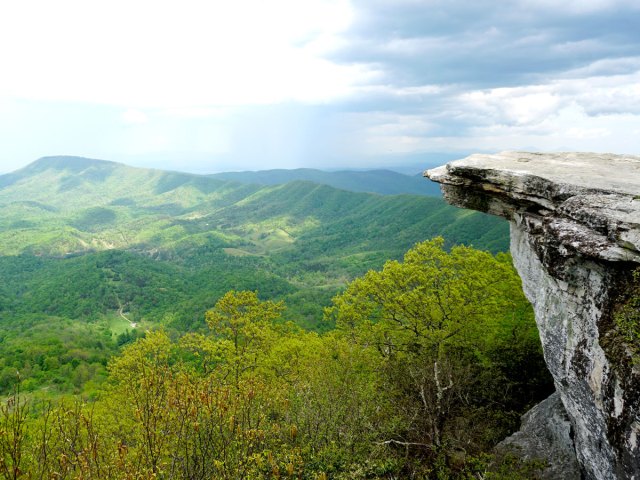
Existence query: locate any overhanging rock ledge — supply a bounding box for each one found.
[426,151,640,480]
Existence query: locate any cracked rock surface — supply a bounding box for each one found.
[426,151,640,480]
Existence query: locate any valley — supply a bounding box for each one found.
[0,156,556,479]
[0,157,509,396]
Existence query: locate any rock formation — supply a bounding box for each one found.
[426,151,640,480]
[496,392,581,479]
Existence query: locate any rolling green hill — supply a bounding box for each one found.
[210,167,442,196]
[0,157,507,318]
[0,156,261,255]
[0,155,509,394]
[0,156,501,258]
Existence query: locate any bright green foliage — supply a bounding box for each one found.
[0,158,507,258]
[0,158,510,394]
[206,291,284,351]
[328,239,551,475]
[0,160,551,477]
[329,238,518,356]
[0,384,28,479]
[205,291,284,387]
[0,239,552,479]
[0,315,113,396]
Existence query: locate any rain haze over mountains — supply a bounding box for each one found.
[1,0,639,174]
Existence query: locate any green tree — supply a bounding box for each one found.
[0,382,28,480]
[108,330,175,476]
[327,238,546,473]
[205,290,284,388]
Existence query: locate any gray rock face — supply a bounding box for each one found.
[426,151,640,480]
[496,392,581,480]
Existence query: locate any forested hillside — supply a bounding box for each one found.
[1,240,552,479]
[0,157,553,478]
[0,158,509,393]
[0,157,502,258]
[210,168,442,196]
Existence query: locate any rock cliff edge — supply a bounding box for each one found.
[426,151,640,480]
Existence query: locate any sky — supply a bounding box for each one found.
[1,0,639,174]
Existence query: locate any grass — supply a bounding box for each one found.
[223,248,260,257]
[104,313,135,338]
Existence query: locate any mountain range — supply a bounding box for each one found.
[0,156,499,259]
[0,155,508,393]
[210,167,442,196]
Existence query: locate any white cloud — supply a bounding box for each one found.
[457,67,640,128]
[564,127,610,139]
[160,107,231,119]
[121,109,149,125]
[2,0,640,173]
[0,0,363,108]
[567,74,640,115]
[565,57,640,77]
[519,0,640,14]
[429,105,637,154]
[461,88,562,125]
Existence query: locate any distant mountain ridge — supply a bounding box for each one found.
[3,156,441,197]
[0,155,504,259]
[24,155,122,172]
[210,167,442,196]
[0,155,241,209]
[0,154,507,334]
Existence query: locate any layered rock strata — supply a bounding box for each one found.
[426,151,640,480]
